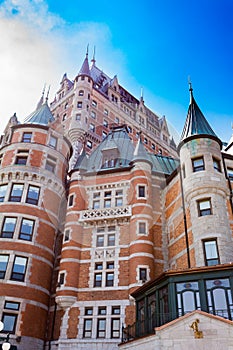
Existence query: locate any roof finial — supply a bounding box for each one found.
[86,44,89,58]
[46,85,50,103]
[91,46,96,65]
[140,87,144,103]
[188,76,193,103]
[37,84,46,109]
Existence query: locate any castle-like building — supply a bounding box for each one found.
[0,52,233,350]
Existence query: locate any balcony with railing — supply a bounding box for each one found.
[79,205,132,222]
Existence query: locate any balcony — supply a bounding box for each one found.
[80,205,132,222]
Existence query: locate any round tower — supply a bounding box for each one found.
[128,136,155,290]
[178,85,233,267]
[0,100,71,349]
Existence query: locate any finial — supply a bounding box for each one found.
[140,87,144,102]
[86,44,89,58]
[91,46,96,65]
[188,76,193,102]
[46,85,50,102]
[36,84,46,109]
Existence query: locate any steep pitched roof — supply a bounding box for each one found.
[23,101,55,126]
[179,86,220,148]
[78,53,91,77]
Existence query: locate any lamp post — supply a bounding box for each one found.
[0,321,11,350]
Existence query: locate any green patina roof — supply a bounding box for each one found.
[23,101,55,126]
[180,87,219,143]
[73,125,179,176]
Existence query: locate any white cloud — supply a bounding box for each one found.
[0,0,127,134]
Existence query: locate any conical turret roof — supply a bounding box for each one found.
[23,100,55,126]
[178,85,221,150]
[131,133,153,166]
[78,52,91,77]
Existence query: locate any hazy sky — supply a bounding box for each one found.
[0,0,232,143]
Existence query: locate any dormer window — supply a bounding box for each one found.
[79,90,84,96]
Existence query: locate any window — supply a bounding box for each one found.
[104,109,108,116]
[19,218,34,241]
[192,157,205,172]
[49,136,57,149]
[11,256,28,281]
[227,168,233,180]
[1,301,20,333]
[111,318,120,338]
[77,101,82,108]
[98,306,106,315]
[22,132,32,143]
[89,123,95,132]
[93,200,100,209]
[151,143,155,150]
[138,221,147,235]
[107,233,115,246]
[62,113,67,121]
[115,190,123,207]
[115,117,119,124]
[83,319,92,338]
[1,217,17,238]
[91,111,96,119]
[58,272,65,286]
[92,100,97,108]
[96,235,104,247]
[15,150,29,165]
[0,184,7,202]
[0,255,9,279]
[203,239,220,266]
[45,155,56,173]
[87,140,92,149]
[95,262,103,270]
[76,113,81,121]
[206,278,232,319]
[106,272,114,286]
[0,153,3,165]
[213,157,221,172]
[176,281,200,316]
[68,194,74,207]
[198,198,212,216]
[138,185,146,198]
[9,184,23,202]
[64,229,70,242]
[26,185,40,205]
[94,273,102,287]
[102,131,107,140]
[97,319,106,338]
[144,138,148,144]
[79,90,84,96]
[139,268,147,282]
[103,119,108,127]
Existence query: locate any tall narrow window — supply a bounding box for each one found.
[11,256,28,281]
[106,272,114,287]
[97,319,106,338]
[138,185,146,198]
[0,255,9,279]
[83,319,92,338]
[138,221,147,235]
[139,268,147,282]
[192,157,205,172]
[0,184,7,202]
[9,184,24,202]
[1,217,17,238]
[203,239,220,266]
[1,301,20,333]
[19,218,34,241]
[26,185,40,205]
[213,157,221,172]
[49,136,57,149]
[198,198,212,216]
[94,273,102,287]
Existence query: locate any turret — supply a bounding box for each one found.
[178,85,232,267]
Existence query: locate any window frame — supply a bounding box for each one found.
[22,132,32,143]
[192,156,205,172]
[203,239,220,266]
[9,183,24,202]
[11,255,28,282]
[19,218,34,241]
[197,198,212,216]
[0,184,7,202]
[1,217,17,238]
[0,254,9,279]
[26,185,40,205]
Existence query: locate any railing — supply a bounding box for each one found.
[80,205,132,221]
[121,309,233,343]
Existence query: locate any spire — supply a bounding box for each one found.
[132,132,152,166]
[78,47,91,77]
[91,46,96,66]
[179,84,221,149]
[36,85,45,109]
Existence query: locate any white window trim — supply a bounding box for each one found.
[136,184,147,199]
[137,220,148,236]
[136,265,150,283]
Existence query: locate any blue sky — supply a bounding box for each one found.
[0,0,232,143]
